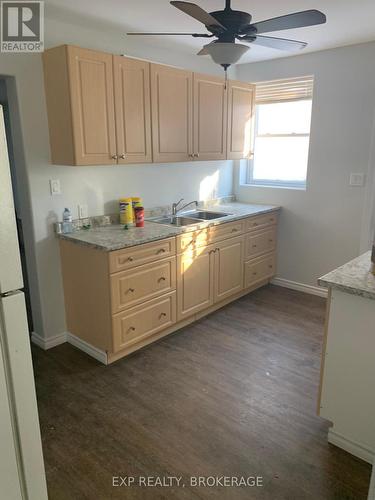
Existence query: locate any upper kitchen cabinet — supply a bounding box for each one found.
[43,45,117,165]
[113,56,152,164]
[151,64,193,163]
[43,46,152,165]
[193,73,227,161]
[227,80,256,160]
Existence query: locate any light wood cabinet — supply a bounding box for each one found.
[60,210,279,363]
[227,80,256,160]
[43,47,152,165]
[43,45,117,165]
[44,44,257,165]
[214,236,244,303]
[113,56,152,164]
[151,64,193,163]
[193,73,227,161]
[113,292,176,352]
[177,245,215,321]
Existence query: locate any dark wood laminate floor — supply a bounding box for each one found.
[32,285,371,500]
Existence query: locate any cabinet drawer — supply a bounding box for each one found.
[111,257,176,313]
[176,227,210,253]
[244,253,276,288]
[245,212,278,232]
[209,220,244,244]
[109,238,176,273]
[245,227,277,260]
[112,292,176,352]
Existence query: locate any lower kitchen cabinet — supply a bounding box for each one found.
[214,236,244,303]
[112,292,176,352]
[177,245,215,321]
[59,211,279,363]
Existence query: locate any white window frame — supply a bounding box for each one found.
[247,98,312,190]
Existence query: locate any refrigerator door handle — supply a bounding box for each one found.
[0,105,23,294]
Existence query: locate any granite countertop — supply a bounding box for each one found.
[318,251,375,300]
[57,202,280,252]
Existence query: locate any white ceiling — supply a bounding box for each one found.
[45,0,375,64]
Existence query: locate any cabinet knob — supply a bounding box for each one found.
[231,228,238,233]
[253,272,257,276]
[269,265,273,269]
[157,248,166,254]
[252,244,257,248]
[159,312,167,319]
[158,277,166,282]
[120,154,126,159]
[194,153,200,158]
[111,154,118,160]
[127,256,134,262]
[128,288,135,293]
[269,239,273,243]
[188,154,194,158]
[129,326,136,331]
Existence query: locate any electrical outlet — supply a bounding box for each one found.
[349,173,365,187]
[78,204,88,219]
[49,179,61,195]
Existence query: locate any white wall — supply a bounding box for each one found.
[1,14,234,341]
[235,42,375,288]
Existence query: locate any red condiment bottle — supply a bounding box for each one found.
[134,206,145,227]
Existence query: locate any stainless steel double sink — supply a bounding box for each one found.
[149,210,232,227]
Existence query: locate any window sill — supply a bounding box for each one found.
[241,182,306,191]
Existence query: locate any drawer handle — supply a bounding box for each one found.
[128,326,136,332]
[127,257,134,262]
[157,248,166,254]
[128,288,135,293]
[158,277,166,282]
[159,312,167,319]
[252,244,257,248]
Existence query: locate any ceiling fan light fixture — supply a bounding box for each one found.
[205,42,249,67]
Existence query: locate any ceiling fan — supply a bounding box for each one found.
[127,0,326,72]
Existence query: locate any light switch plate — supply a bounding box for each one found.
[49,179,61,195]
[350,173,365,187]
[78,204,88,219]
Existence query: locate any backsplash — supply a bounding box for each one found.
[55,196,236,234]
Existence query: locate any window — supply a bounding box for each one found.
[248,76,314,189]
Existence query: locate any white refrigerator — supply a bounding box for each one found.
[0,105,48,499]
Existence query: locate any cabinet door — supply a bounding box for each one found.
[177,246,215,320]
[227,80,255,160]
[67,46,117,165]
[151,64,193,162]
[113,56,152,164]
[193,73,227,161]
[214,236,244,303]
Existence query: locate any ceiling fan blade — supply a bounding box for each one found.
[252,35,307,51]
[127,32,210,36]
[170,1,226,30]
[249,10,326,35]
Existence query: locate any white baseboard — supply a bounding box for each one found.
[328,429,374,464]
[31,331,68,350]
[67,333,108,365]
[271,277,328,298]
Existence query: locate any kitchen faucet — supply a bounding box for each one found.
[172,199,198,216]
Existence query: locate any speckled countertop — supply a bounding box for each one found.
[318,251,375,300]
[58,202,280,252]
